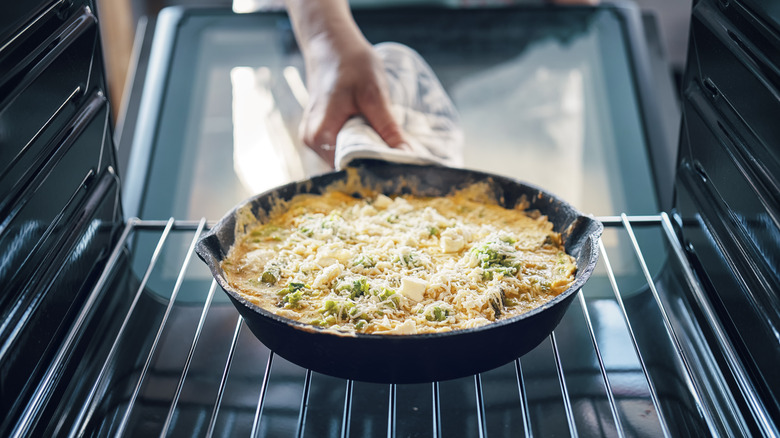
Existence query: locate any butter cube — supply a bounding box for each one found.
[440,228,465,253]
[387,319,417,335]
[374,194,393,209]
[399,277,427,302]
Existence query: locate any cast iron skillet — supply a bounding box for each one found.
[196,160,602,384]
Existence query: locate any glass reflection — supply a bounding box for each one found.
[230,66,304,195]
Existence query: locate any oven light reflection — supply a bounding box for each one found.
[230,66,304,195]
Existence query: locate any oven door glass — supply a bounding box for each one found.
[129,6,661,222]
[126,5,667,308]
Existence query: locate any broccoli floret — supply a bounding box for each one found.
[472,238,519,279]
[287,282,307,292]
[482,265,518,280]
[336,276,370,299]
[249,225,282,242]
[281,290,304,308]
[353,255,376,268]
[321,299,338,314]
[376,288,400,309]
[472,246,506,269]
[394,251,421,268]
[321,213,344,232]
[261,270,277,284]
[319,299,356,319]
[424,305,450,322]
[261,265,280,284]
[277,282,309,308]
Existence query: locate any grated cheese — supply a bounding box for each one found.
[221,183,577,334]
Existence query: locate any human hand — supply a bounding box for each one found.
[300,32,406,164]
[286,0,405,165]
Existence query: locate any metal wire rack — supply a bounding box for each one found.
[17,215,768,437]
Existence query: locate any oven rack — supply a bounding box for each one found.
[19,215,769,437]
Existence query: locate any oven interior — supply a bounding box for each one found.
[1,0,778,436]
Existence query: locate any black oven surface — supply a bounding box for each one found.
[2,0,779,436]
[29,215,749,437]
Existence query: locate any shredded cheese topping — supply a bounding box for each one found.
[221,184,577,335]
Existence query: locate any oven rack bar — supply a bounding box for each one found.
[22,214,761,437]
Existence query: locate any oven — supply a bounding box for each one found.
[1,0,778,436]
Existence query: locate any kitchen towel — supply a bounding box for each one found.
[335,42,464,170]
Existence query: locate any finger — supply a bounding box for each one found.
[301,97,349,149]
[357,86,406,149]
[300,97,352,165]
[300,119,336,163]
[299,119,336,166]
